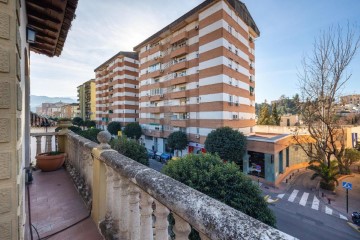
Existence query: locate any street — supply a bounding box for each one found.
[264,169,360,239]
[149,158,165,172]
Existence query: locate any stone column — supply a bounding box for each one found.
[128,183,141,240]
[45,135,52,152]
[118,178,130,239]
[35,136,42,155]
[173,213,191,240]
[154,201,170,240]
[140,191,154,240]
[112,170,121,235]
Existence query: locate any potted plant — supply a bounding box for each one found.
[35,151,67,172]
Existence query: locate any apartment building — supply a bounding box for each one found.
[134,0,259,154]
[340,94,360,105]
[95,52,139,129]
[77,79,96,120]
[60,103,80,119]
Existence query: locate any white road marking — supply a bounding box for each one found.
[288,189,299,202]
[325,206,333,215]
[311,196,320,210]
[339,214,348,220]
[277,193,285,199]
[299,192,309,206]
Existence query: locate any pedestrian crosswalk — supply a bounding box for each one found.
[276,189,348,221]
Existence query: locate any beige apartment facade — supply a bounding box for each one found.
[0,0,78,239]
[95,51,139,129]
[77,79,96,120]
[134,0,259,154]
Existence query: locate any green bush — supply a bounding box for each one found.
[78,128,102,143]
[110,137,149,166]
[69,126,82,133]
[84,120,96,128]
[107,121,122,135]
[162,153,276,228]
[72,117,84,127]
[204,127,247,164]
[167,131,188,156]
[123,122,142,140]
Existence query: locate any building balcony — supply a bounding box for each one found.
[171,119,188,128]
[171,90,187,99]
[170,61,188,72]
[170,31,189,45]
[148,106,164,113]
[170,45,189,58]
[169,75,188,85]
[171,105,187,113]
[26,128,292,240]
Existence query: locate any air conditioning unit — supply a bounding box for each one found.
[160,94,164,98]
[195,134,200,139]
[160,69,164,73]
[195,25,199,30]
[235,102,239,106]
[154,56,158,60]
[172,86,176,89]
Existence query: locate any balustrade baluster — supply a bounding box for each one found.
[128,183,141,240]
[105,165,114,219]
[35,136,42,155]
[154,201,170,240]
[119,178,129,239]
[140,191,154,240]
[173,214,191,240]
[45,135,52,152]
[112,170,121,237]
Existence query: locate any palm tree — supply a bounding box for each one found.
[308,160,340,191]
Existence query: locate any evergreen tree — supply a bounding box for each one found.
[271,103,281,125]
[257,101,272,125]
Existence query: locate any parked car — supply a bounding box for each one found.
[158,153,173,163]
[352,212,360,225]
[146,149,155,159]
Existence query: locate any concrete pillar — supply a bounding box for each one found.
[242,152,250,174]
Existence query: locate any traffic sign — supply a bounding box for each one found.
[255,165,261,172]
[342,181,352,190]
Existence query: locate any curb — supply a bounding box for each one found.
[347,222,360,233]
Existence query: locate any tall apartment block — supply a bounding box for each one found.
[95,52,139,129]
[77,79,96,120]
[134,0,259,154]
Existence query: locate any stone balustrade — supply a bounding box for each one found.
[58,130,296,240]
[30,132,59,155]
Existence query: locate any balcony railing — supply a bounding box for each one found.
[33,128,294,240]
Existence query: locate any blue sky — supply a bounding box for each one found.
[30,0,360,103]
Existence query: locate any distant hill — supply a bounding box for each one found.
[30,95,76,112]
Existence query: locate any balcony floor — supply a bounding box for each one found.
[26,168,103,240]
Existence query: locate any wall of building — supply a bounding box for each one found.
[0,0,29,238]
[136,0,258,153]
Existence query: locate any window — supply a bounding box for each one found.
[229,95,233,102]
[228,58,233,68]
[228,25,232,34]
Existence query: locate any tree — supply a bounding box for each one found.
[343,148,360,174]
[78,128,102,143]
[271,103,281,125]
[84,120,96,128]
[110,137,149,166]
[257,101,272,125]
[107,121,121,136]
[204,127,246,164]
[72,117,83,127]
[308,160,340,191]
[123,122,142,140]
[167,131,188,156]
[293,24,360,176]
[162,154,276,228]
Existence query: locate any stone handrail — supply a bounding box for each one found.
[30,132,59,155]
[63,131,296,240]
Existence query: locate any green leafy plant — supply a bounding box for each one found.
[343,148,360,174]
[84,120,96,128]
[78,128,102,143]
[110,137,149,166]
[308,160,340,191]
[167,131,188,156]
[123,122,142,140]
[107,121,122,135]
[204,127,246,164]
[72,117,84,127]
[162,153,276,229]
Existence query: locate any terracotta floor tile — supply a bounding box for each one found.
[26,168,103,239]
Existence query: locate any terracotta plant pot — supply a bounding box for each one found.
[35,152,67,172]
